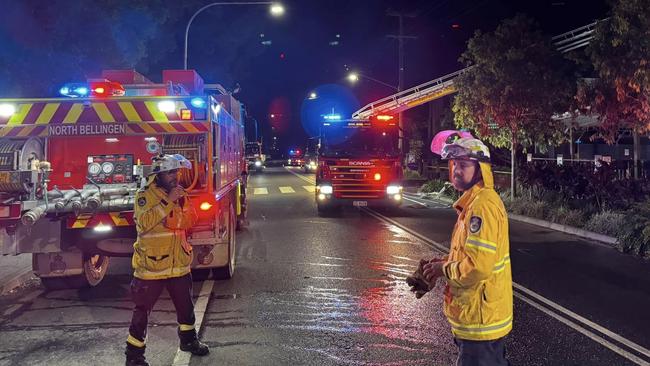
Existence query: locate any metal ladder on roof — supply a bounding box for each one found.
[352,20,606,120]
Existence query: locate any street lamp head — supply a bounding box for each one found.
[308,92,317,100]
[270,3,285,16]
[347,72,359,83]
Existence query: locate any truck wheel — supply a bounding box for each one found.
[213,204,236,280]
[192,269,212,281]
[40,254,110,290]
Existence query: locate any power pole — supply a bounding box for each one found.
[387,10,417,156]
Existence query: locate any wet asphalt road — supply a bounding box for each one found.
[0,166,648,365]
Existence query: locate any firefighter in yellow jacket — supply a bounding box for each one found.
[125,154,208,366]
[417,131,513,365]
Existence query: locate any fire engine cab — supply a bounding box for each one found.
[0,69,247,289]
[315,115,403,213]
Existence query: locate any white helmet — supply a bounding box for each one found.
[149,154,191,176]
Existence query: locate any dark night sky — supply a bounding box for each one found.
[0,0,609,152]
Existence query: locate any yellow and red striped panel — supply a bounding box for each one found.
[0,99,209,137]
[66,212,135,229]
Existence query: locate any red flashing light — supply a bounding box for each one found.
[452,23,461,29]
[89,80,125,97]
[199,202,213,211]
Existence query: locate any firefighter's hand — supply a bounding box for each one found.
[423,261,444,290]
[168,186,184,203]
[405,258,432,299]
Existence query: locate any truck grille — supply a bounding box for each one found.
[330,165,388,199]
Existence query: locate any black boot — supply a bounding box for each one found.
[178,329,210,356]
[125,343,149,366]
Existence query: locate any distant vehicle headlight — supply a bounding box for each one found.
[255,161,262,167]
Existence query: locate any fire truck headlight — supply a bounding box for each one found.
[319,185,333,194]
[318,193,327,201]
[157,101,176,113]
[255,161,262,167]
[386,185,402,195]
[393,194,402,201]
[0,104,16,118]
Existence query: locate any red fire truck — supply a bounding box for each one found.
[0,69,247,289]
[315,115,402,213]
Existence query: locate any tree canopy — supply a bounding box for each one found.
[452,14,574,149]
[576,0,650,142]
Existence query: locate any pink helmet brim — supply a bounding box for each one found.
[430,130,474,155]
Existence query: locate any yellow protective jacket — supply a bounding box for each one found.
[132,181,198,280]
[441,161,513,341]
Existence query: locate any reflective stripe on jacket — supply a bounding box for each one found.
[132,182,198,280]
[441,161,513,341]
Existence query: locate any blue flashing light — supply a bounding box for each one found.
[60,83,90,97]
[290,150,294,154]
[323,113,341,121]
[190,97,206,108]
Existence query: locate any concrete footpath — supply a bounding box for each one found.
[0,254,34,295]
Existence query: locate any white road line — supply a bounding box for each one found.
[172,280,215,366]
[253,187,268,195]
[514,283,650,360]
[516,294,650,366]
[403,196,429,207]
[286,168,316,185]
[279,186,296,193]
[303,186,316,193]
[364,208,650,365]
[403,193,450,208]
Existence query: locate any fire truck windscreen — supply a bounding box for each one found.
[320,124,399,158]
[245,143,261,156]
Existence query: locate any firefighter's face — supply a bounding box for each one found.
[451,159,480,191]
[157,169,179,191]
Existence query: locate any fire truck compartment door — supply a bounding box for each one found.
[1,219,62,255]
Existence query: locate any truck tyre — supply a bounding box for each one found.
[213,203,236,280]
[40,254,110,290]
[192,269,212,281]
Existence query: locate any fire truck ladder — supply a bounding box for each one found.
[352,20,606,120]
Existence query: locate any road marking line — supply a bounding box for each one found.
[364,208,650,365]
[403,196,429,207]
[286,168,316,185]
[514,282,650,360]
[516,293,650,366]
[172,280,214,366]
[303,186,315,193]
[253,187,268,195]
[279,186,295,193]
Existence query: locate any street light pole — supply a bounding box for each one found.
[184,2,284,70]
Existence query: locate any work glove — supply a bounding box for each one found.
[406,257,445,299]
[406,258,433,299]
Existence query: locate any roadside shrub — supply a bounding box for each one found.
[550,206,585,228]
[523,200,548,220]
[616,201,650,257]
[584,211,626,237]
[421,179,448,194]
